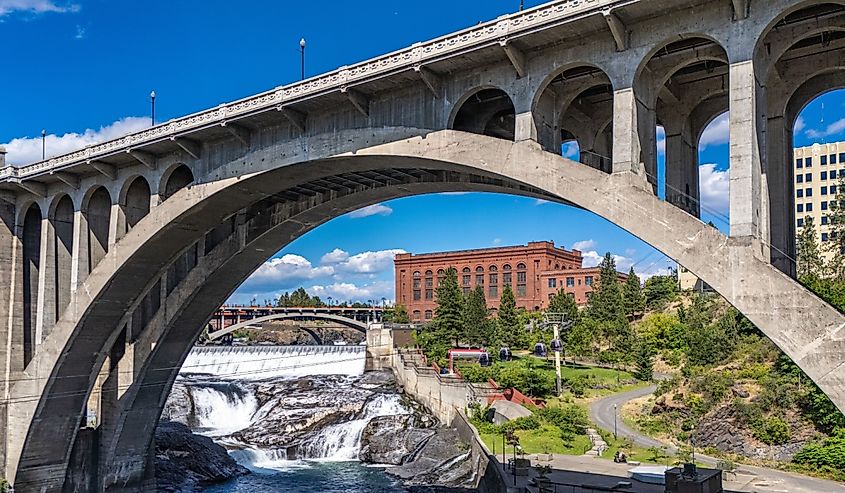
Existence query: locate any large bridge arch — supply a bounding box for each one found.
[6,129,845,491]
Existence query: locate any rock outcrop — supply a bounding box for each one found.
[154,421,248,492]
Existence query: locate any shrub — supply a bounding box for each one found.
[753,416,791,445]
[536,405,589,435]
[793,428,845,471]
[458,364,494,383]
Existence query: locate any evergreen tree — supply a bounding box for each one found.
[463,286,490,346]
[587,253,628,341]
[622,267,645,318]
[796,215,824,279]
[827,174,845,277]
[432,267,464,346]
[547,290,579,323]
[386,303,410,324]
[495,285,521,348]
[632,338,655,381]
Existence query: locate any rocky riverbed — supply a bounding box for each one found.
[156,369,476,491]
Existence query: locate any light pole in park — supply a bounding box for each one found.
[613,403,618,440]
[542,312,573,396]
[41,129,46,160]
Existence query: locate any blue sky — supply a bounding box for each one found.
[1,1,844,305]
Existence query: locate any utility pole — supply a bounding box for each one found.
[553,322,562,395]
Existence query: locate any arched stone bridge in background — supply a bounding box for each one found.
[0,0,843,490]
[206,311,370,344]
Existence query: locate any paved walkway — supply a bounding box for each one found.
[583,385,845,493]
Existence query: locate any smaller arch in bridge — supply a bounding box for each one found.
[20,203,41,368]
[532,64,614,172]
[82,186,112,273]
[119,175,151,237]
[160,164,195,201]
[48,194,75,325]
[450,87,515,141]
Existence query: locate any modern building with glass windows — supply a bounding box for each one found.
[794,141,845,261]
[394,241,622,323]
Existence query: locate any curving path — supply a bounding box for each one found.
[588,385,845,493]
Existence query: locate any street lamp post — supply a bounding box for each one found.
[299,38,306,80]
[41,129,46,160]
[150,90,156,126]
[613,403,618,440]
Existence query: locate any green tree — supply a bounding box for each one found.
[797,215,825,278]
[495,285,521,348]
[623,267,645,318]
[432,267,464,346]
[588,253,628,345]
[385,303,410,324]
[547,290,579,323]
[633,337,655,381]
[277,287,325,307]
[567,317,597,359]
[643,275,678,310]
[463,286,491,346]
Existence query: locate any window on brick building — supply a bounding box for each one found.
[548,278,557,288]
[425,289,433,300]
[517,284,526,297]
[412,310,421,321]
[437,269,445,286]
[489,286,498,298]
[585,276,593,286]
[463,287,470,296]
[413,271,421,289]
[413,290,421,301]
[425,270,433,289]
[424,310,433,320]
[566,277,575,288]
[462,267,471,286]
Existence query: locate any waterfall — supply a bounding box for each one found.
[180,345,366,380]
[169,345,410,473]
[189,384,258,436]
[298,393,411,461]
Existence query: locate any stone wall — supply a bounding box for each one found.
[390,348,468,425]
[452,411,509,493]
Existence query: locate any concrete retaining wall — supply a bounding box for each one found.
[390,349,468,424]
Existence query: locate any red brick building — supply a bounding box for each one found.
[394,241,620,323]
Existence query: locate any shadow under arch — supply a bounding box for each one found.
[8,130,845,492]
[449,87,515,141]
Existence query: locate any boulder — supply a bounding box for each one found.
[154,421,248,492]
[360,414,437,464]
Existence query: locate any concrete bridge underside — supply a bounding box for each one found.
[0,0,843,491]
[206,312,369,343]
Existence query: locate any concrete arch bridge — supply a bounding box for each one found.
[206,312,369,345]
[0,0,843,491]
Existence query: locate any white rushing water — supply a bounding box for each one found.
[180,345,366,380]
[299,393,411,461]
[189,385,259,436]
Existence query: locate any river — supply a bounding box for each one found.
[165,345,415,492]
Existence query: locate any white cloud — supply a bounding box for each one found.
[572,240,596,251]
[699,163,730,216]
[794,116,806,134]
[0,0,79,16]
[561,141,580,160]
[699,112,730,149]
[307,281,394,303]
[3,117,150,166]
[320,248,349,265]
[240,254,334,292]
[534,199,551,206]
[806,118,845,140]
[492,238,502,245]
[334,249,406,274]
[656,126,666,157]
[580,250,633,271]
[348,203,392,219]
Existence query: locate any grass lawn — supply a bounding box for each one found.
[479,425,593,457]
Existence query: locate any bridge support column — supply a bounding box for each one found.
[612,86,654,183]
[664,121,699,217]
[728,59,768,256]
[766,112,795,276]
[0,194,18,480]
